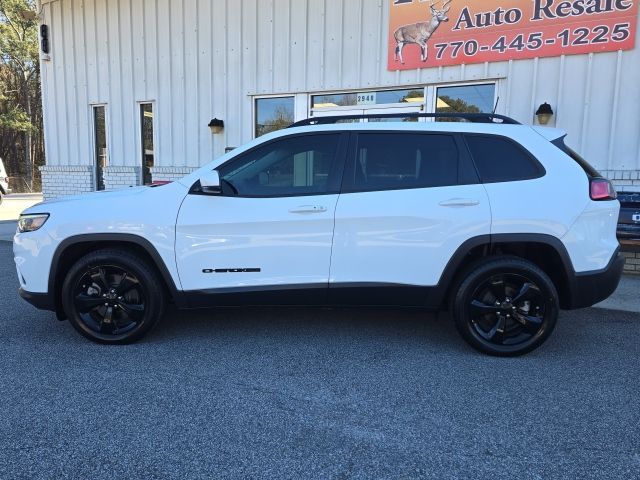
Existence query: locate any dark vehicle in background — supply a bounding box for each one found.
[0,157,11,205]
[617,192,640,242]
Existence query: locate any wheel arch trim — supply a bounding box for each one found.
[49,233,184,306]
[433,233,577,307]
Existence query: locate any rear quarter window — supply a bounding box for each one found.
[464,135,545,184]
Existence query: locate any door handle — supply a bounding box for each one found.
[439,198,480,207]
[289,205,327,214]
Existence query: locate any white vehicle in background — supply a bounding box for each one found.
[0,157,10,205]
[13,113,623,356]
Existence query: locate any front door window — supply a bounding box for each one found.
[218,134,343,197]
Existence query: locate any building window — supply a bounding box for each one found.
[254,97,295,138]
[140,103,155,185]
[93,105,108,191]
[436,83,496,117]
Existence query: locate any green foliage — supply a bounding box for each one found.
[0,0,39,76]
[0,0,43,186]
[0,104,32,132]
[437,95,482,114]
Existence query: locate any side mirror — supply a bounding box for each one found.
[200,170,222,195]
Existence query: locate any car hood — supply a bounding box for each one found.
[23,187,150,213]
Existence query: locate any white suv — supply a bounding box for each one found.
[13,113,624,356]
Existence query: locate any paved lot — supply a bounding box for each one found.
[0,242,639,479]
[0,221,17,242]
[0,193,43,221]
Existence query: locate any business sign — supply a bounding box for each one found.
[388,0,638,70]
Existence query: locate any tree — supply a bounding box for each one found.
[257,105,295,137]
[0,0,43,191]
[435,95,482,123]
[437,95,481,114]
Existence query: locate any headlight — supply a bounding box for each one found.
[18,214,50,233]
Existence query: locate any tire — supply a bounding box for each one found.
[451,256,559,357]
[61,249,166,344]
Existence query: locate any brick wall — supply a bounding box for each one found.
[103,166,141,190]
[150,166,197,183]
[622,250,640,274]
[602,170,640,192]
[40,165,94,200]
[39,165,198,199]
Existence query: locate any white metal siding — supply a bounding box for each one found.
[40,0,640,173]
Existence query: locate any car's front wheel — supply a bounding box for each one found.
[452,256,559,356]
[61,249,166,344]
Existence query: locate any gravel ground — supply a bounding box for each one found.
[0,241,639,479]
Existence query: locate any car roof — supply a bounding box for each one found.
[283,121,544,137]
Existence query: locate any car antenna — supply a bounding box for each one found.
[493,96,500,114]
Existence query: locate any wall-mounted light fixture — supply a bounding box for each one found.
[208,118,224,134]
[535,102,554,125]
[39,24,51,61]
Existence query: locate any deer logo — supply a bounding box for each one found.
[394,0,452,64]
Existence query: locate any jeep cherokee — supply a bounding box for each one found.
[13,113,624,356]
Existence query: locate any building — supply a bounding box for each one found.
[37,0,640,199]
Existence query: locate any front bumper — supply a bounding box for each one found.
[565,249,625,309]
[19,287,56,312]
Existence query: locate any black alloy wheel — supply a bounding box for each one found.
[62,249,165,344]
[452,257,559,356]
[73,265,146,338]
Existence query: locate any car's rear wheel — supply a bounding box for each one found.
[61,249,165,344]
[452,256,559,356]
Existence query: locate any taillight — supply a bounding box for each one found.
[590,178,617,201]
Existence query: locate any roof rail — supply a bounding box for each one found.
[290,112,521,127]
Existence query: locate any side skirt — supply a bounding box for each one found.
[182,283,441,309]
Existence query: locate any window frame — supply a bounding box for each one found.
[210,132,350,199]
[462,133,546,185]
[90,103,109,191]
[428,81,498,118]
[341,131,477,194]
[253,95,296,139]
[138,101,156,186]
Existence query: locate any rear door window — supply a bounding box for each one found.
[345,133,460,192]
[464,135,544,184]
